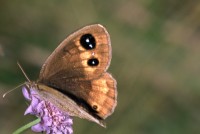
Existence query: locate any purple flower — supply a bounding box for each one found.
[22,86,73,134]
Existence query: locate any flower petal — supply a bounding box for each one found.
[65,126,73,134]
[31,123,44,132]
[43,116,52,127]
[23,87,73,134]
[31,96,39,107]
[24,105,33,115]
[22,87,31,100]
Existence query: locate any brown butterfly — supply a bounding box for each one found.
[25,24,117,127]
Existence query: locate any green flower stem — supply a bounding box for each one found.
[13,118,41,134]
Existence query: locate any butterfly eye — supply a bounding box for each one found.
[87,58,99,66]
[80,34,96,50]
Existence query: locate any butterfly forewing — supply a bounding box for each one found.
[39,24,111,82]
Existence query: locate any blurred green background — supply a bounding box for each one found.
[1,0,200,134]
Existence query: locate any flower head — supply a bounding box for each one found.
[22,86,73,134]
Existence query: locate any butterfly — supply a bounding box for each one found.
[25,24,117,127]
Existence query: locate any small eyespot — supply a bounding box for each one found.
[92,105,98,110]
[80,34,96,50]
[87,58,99,66]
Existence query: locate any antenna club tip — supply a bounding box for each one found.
[3,94,6,98]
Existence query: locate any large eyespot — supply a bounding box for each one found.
[80,34,96,50]
[87,58,99,66]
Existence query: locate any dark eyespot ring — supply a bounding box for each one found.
[92,105,98,110]
[80,34,96,50]
[87,58,99,66]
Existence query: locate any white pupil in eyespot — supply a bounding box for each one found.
[86,38,90,43]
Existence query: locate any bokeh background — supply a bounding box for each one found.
[1,0,200,134]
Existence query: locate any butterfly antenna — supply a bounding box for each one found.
[2,83,25,98]
[2,62,31,98]
[17,62,31,82]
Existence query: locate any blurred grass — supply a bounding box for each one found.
[1,0,200,134]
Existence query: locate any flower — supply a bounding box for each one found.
[22,86,73,134]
